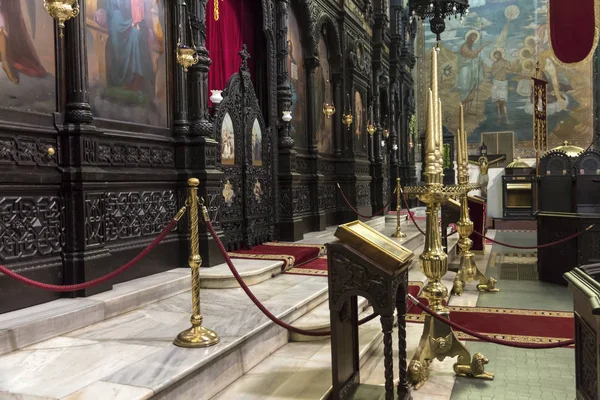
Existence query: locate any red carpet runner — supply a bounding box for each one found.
[229,243,326,270]
[407,299,574,347]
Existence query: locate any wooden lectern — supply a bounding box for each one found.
[328,221,414,400]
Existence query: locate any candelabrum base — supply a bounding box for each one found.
[452,251,500,295]
[391,229,407,239]
[407,313,494,390]
[174,325,220,348]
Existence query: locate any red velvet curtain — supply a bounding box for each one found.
[549,0,597,64]
[206,0,257,93]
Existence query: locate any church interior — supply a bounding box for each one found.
[1,0,600,399]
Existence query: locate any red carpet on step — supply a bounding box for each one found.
[408,298,574,345]
[229,243,325,270]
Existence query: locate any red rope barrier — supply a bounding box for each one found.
[336,183,395,219]
[0,216,181,292]
[399,187,593,250]
[407,295,574,349]
[203,211,378,336]
[471,226,593,250]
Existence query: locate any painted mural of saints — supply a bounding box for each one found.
[0,1,46,84]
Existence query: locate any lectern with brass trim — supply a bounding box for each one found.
[328,220,414,400]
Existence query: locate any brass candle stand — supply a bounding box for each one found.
[452,105,499,296]
[405,47,493,390]
[391,178,406,240]
[174,178,220,348]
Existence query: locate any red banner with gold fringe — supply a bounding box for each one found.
[549,0,599,65]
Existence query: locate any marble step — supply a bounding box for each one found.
[289,296,372,342]
[210,307,386,400]
[0,273,330,400]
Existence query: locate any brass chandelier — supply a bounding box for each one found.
[409,0,469,41]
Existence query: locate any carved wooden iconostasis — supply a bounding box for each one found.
[215,53,274,250]
[0,0,418,313]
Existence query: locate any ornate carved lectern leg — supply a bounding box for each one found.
[380,315,395,400]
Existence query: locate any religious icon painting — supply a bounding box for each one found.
[86,0,168,127]
[0,1,56,113]
[253,179,263,203]
[221,113,235,165]
[251,118,263,166]
[222,180,234,206]
[354,90,366,153]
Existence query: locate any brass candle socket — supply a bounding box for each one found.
[342,113,353,128]
[174,178,220,348]
[323,103,336,118]
[44,0,79,37]
[176,45,198,72]
[391,178,406,240]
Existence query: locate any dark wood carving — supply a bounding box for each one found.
[328,242,411,400]
[215,48,275,249]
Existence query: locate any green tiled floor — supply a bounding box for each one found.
[451,229,576,399]
[476,280,573,312]
[450,342,576,400]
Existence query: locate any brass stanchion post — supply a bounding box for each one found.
[391,178,406,239]
[174,178,220,348]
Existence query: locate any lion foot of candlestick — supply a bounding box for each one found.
[407,359,430,390]
[452,274,499,295]
[453,353,495,380]
[476,277,499,292]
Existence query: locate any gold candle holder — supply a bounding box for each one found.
[176,45,198,72]
[405,47,493,390]
[391,178,406,239]
[323,103,336,118]
[367,123,377,136]
[174,178,220,348]
[44,0,79,37]
[342,113,353,128]
[452,105,499,296]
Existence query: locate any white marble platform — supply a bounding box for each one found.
[199,259,284,289]
[0,273,329,400]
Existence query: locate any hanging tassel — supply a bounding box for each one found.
[214,0,219,21]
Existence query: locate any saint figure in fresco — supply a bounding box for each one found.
[455,31,489,113]
[252,120,262,166]
[0,1,46,84]
[490,48,511,123]
[106,0,155,100]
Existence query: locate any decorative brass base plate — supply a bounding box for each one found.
[173,326,220,348]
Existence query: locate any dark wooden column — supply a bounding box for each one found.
[277,0,304,241]
[60,1,112,297]
[188,0,225,267]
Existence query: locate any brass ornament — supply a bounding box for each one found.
[47,147,56,157]
[174,178,220,348]
[176,45,198,72]
[323,103,336,118]
[43,0,80,38]
[391,178,406,240]
[367,123,377,136]
[342,113,353,128]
